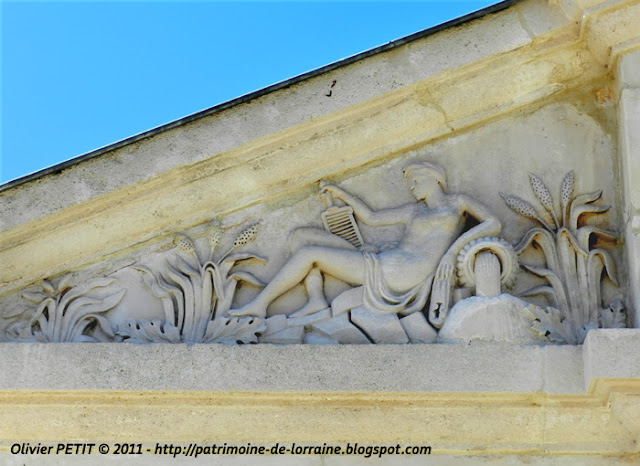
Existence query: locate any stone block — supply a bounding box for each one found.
[287,308,331,328]
[263,314,287,336]
[399,312,437,343]
[619,48,640,89]
[259,326,304,344]
[303,331,339,345]
[331,286,363,317]
[583,329,640,390]
[437,294,542,344]
[350,307,409,344]
[311,313,370,344]
[518,0,571,37]
[543,344,584,394]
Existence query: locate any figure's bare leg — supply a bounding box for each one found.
[289,268,328,317]
[288,227,356,255]
[229,246,365,318]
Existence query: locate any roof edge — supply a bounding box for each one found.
[1,0,521,193]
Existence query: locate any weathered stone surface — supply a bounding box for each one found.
[258,326,304,344]
[400,312,437,343]
[0,342,585,392]
[583,329,640,390]
[438,295,542,344]
[350,307,409,344]
[303,331,339,345]
[330,286,363,317]
[287,308,331,328]
[262,314,287,336]
[311,313,370,345]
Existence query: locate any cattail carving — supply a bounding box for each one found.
[560,170,574,226]
[529,173,558,229]
[175,234,196,255]
[500,193,553,231]
[232,224,259,248]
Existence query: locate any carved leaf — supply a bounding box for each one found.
[558,227,588,257]
[520,264,569,313]
[575,226,619,252]
[519,285,558,308]
[513,227,559,273]
[63,290,125,341]
[202,317,266,344]
[174,255,201,278]
[56,274,73,294]
[526,306,576,344]
[222,252,267,266]
[22,291,49,305]
[40,280,55,294]
[600,300,627,329]
[134,266,175,323]
[57,277,118,313]
[570,189,602,209]
[568,203,610,232]
[229,271,266,287]
[589,249,618,287]
[117,320,182,344]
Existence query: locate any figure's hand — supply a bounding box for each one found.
[320,182,347,204]
[435,254,456,282]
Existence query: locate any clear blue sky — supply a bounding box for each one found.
[2,1,501,184]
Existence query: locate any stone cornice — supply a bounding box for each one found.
[0,379,638,455]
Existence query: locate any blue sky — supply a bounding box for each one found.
[2,1,502,184]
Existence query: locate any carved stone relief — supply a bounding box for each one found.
[3,155,625,345]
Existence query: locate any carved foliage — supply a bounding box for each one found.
[502,172,624,344]
[116,221,267,344]
[9,275,124,342]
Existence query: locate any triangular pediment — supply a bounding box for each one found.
[1,0,639,345]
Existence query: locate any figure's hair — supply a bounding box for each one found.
[402,161,447,190]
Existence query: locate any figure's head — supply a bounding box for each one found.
[403,161,447,201]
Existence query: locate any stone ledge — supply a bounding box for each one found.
[1,330,637,394]
[0,341,583,393]
[584,329,640,390]
[0,381,639,456]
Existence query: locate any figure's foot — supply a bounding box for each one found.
[228,300,267,318]
[289,296,329,318]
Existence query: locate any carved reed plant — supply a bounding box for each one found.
[121,221,266,344]
[501,172,620,344]
[12,275,123,342]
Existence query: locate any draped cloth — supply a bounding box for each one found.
[362,251,434,315]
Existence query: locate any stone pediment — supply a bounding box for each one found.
[2,0,640,458]
[1,0,639,347]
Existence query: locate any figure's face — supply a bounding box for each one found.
[408,172,440,201]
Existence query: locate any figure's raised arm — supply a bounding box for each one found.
[443,194,502,261]
[321,183,415,226]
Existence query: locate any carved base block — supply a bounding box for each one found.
[350,307,409,344]
[438,294,545,344]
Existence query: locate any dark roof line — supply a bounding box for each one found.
[1,0,521,193]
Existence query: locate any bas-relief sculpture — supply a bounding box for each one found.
[3,161,627,345]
